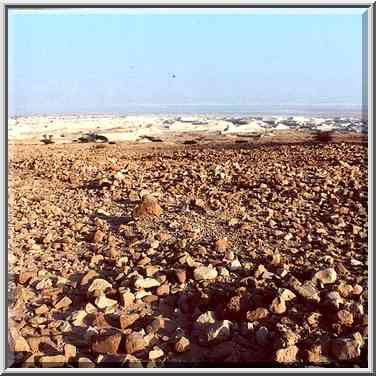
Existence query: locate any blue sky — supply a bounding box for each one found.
[8,9,366,115]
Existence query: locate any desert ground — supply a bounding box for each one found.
[8,117,368,368]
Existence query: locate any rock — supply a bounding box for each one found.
[9,328,31,352]
[95,295,117,309]
[353,284,363,295]
[38,355,66,367]
[149,347,164,360]
[156,283,170,297]
[133,195,162,218]
[80,270,99,286]
[275,345,299,363]
[270,297,286,314]
[145,265,159,277]
[214,238,228,252]
[338,283,354,298]
[93,229,106,244]
[293,281,320,303]
[325,291,344,310]
[331,337,362,361]
[19,271,35,285]
[246,308,269,322]
[134,278,160,289]
[175,336,190,353]
[35,304,49,315]
[229,258,242,271]
[278,288,296,302]
[71,310,88,327]
[125,333,146,354]
[351,258,363,266]
[64,344,77,361]
[337,310,354,326]
[92,333,122,354]
[93,312,112,329]
[120,313,139,329]
[207,320,232,343]
[256,326,270,347]
[88,279,112,296]
[175,269,187,284]
[193,266,218,281]
[85,303,97,314]
[307,312,322,328]
[54,296,72,310]
[120,291,135,307]
[78,357,96,367]
[314,268,337,284]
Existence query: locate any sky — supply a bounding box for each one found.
[8,8,367,116]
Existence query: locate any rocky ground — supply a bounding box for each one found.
[8,133,368,368]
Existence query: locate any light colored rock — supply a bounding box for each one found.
[175,336,190,353]
[270,297,286,314]
[134,277,161,289]
[207,320,232,343]
[95,295,117,309]
[193,266,218,281]
[54,296,72,310]
[149,347,164,360]
[275,345,299,363]
[88,279,112,295]
[278,288,296,301]
[229,258,241,271]
[314,268,337,284]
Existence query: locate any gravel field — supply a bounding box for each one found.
[8,134,368,368]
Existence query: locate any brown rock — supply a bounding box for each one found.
[19,271,35,285]
[156,283,170,297]
[93,312,112,329]
[275,345,298,363]
[246,308,269,322]
[337,310,354,327]
[35,304,49,315]
[331,337,362,361]
[125,333,146,354]
[92,229,106,243]
[214,238,228,252]
[119,313,139,329]
[120,291,135,307]
[9,328,31,352]
[175,269,187,284]
[54,296,72,310]
[143,295,159,304]
[92,333,122,354]
[133,195,162,218]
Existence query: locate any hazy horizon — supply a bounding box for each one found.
[8,8,367,117]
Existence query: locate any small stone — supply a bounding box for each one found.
[93,229,106,243]
[38,355,66,367]
[149,347,164,360]
[353,284,363,295]
[143,294,159,304]
[92,333,122,354]
[175,269,187,284]
[19,271,35,285]
[120,291,135,307]
[120,313,140,329]
[71,310,88,326]
[314,268,337,284]
[35,304,49,315]
[207,320,232,343]
[145,265,159,277]
[80,270,99,286]
[64,344,77,361]
[134,278,160,289]
[275,345,298,363]
[175,336,190,353]
[307,312,322,328]
[351,258,363,266]
[35,279,52,290]
[246,308,269,322]
[270,297,286,314]
[214,238,228,252]
[338,283,354,298]
[85,303,97,314]
[54,296,72,310]
[193,266,218,281]
[278,288,296,302]
[133,195,162,218]
[125,333,146,354]
[78,357,96,368]
[256,326,270,347]
[325,291,344,309]
[9,328,31,352]
[331,337,362,361]
[156,283,170,297]
[337,310,354,327]
[95,295,117,309]
[88,279,112,296]
[229,258,241,271]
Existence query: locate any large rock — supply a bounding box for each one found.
[314,268,337,285]
[92,333,122,354]
[125,333,146,354]
[274,345,299,363]
[331,337,363,361]
[88,279,112,296]
[134,277,160,289]
[133,195,162,218]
